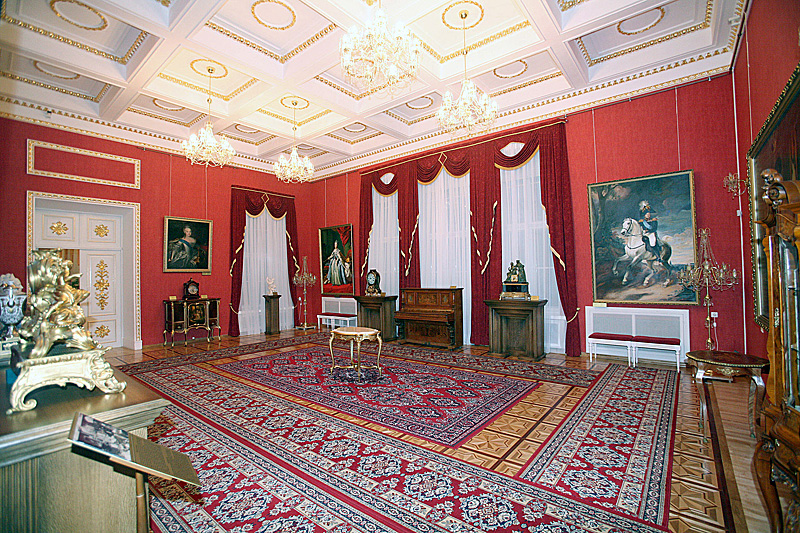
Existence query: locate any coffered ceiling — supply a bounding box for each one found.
[0,0,745,179]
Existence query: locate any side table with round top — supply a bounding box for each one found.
[329,326,383,380]
[685,349,769,438]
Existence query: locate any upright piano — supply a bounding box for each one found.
[395,288,462,350]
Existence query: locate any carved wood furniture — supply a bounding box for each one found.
[485,299,547,360]
[163,297,221,346]
[686,350,768,437]
[0,369,169,532]
[395,288,463,350]
[354,295,397,341]
[754,178,800,532]
[263,294,281,335]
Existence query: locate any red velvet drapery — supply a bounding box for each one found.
[356,121,579,355]
[228,186,300,337]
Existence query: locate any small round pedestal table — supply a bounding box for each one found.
[329,326,383,380]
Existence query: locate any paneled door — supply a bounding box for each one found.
[81,251,122,348]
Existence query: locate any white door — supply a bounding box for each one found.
[81,251,122,348]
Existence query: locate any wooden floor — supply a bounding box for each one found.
[106,330,773,533]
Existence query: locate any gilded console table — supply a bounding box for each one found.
[163,297,221,346]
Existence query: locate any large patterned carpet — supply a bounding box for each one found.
[121,335,703,532]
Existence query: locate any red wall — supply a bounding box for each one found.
[0,118,317,346]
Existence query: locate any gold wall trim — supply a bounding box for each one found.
[94,324,111,338]
[0,71,109,102]
[94,224,109,237]
[577,0,712,66]
[315,63,728,176]
[204,21,336,64]
[94,259,110,310]
[1,3,147,65]
[489,72,563,97]
[157,74,258,101]
[27,139,141,189]
[26,191,142,345]
[49,221,69,235]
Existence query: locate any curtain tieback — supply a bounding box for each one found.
[566,308,580,323]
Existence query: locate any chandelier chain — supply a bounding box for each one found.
[181,65,236,167]
[275,99,314,183]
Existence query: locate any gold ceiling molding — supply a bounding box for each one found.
[406,96,434,109]
[383,110,436,125]
[190,59,228,78]
[489,72,563,97]
[343,122,368,132]
[257,107,331,126]
[33,60,80,80]
[26,191,142,342]
[558,0,589,10]
[153,0,171,6]
[315,55,729,176]
[493,60,528,79]
[1,3,147,64]
[313,75,398,101]
[326,131,383,145]
[27,139,141,189]
[126,106,200,127]
[309,150,329,159]
[204,21,336,64]
[157,74,258,101]
[223,132,276,145]
[727,0,746,49]
[152,98,185,112]
[578,0,712,66]
[0,71,108,102]
[50,0,108,31]
[252,0,296,31]
[281,96,309,109]
[423,21,531,63]
[442,1,484,30]
[617,8,665,36]
[234,124,261,134]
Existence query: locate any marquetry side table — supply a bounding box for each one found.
[329,326,383,380]
[685,349,769,438]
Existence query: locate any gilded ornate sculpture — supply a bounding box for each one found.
[8,249,126,414]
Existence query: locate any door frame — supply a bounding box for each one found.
[27,191,142,349]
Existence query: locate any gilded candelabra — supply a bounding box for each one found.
[677,229,738,349]
[293,256,317,330]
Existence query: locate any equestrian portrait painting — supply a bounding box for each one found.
[588,171,699,304]
[163,217,212,273]
[319,224,354,296]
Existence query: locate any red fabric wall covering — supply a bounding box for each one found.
[32,145,139,186]
[0,117,309,346]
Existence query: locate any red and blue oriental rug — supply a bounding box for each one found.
[121,336,690,532]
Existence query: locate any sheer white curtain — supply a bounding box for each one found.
[418,169,472,345]
[239,208,294,335]
[368,173,400,302]
[500,143,566,353]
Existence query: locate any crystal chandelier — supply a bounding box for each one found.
[181,66,236,167]
[275,100,314,183]
[438,10,497,134]
[339,0,421,92]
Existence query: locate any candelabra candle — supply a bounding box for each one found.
[677,228,738,349]
[293,256,317,330]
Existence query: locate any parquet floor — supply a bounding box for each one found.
[106,330,771,532]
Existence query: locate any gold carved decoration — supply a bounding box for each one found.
[50,221,69,235]
[617,8,665,36]
[94,324,110,338]
[49,0,109,31]
[252,0,296,30]
[94,224,109,237]
[442,1,484,30]
[94,260,110,310]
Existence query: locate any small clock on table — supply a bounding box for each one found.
[183,278,200,300]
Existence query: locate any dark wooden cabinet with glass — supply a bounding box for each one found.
[163,298,221,346]
[754,178,800,532]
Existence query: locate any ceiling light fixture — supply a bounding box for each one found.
[438,10,497,134]
[275,100,314,183]
[339,0,421,93]
[181,66,236,167]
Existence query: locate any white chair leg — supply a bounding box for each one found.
[675,350,681,373]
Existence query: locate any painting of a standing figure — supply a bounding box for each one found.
[588,171,699,304]
[319,224,354,295]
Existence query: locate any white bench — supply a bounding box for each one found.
[585,306,690,372]
[317,296,358,330]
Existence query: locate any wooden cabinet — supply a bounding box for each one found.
[485,299,548,360]
[754,178,800,532]
[263,294,281,334]
[163,298,221,346]
[354,295,397,341]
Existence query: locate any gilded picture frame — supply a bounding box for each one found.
[319,224,354,296]
[747,63,800,329]
[163,217,212,273]
[588,170,699,304]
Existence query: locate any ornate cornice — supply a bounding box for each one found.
[0,71,110,102]
[204,21,336,64]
